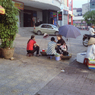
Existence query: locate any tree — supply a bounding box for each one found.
[83,10,95,25]
[0,0,19,48]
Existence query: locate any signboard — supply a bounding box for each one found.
[53,18,57,26]
[50,12,57,18]
[74,21,81,23]
[74,21,86,24]
[53,13,57,17]
[14,1,24,10]
[58,12,62,20]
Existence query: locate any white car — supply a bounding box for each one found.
[34,24,59,35]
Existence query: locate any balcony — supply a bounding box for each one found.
[15,0,61,11]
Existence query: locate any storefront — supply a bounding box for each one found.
[42,10,57,26]
[13,0,24,27]
[23,10,37,27]
[73,16,87,29]
[73,20,87,29]
[13,0,42,27]
[19,6,43,27]
[14,0,61,27]
[49,11,57,26]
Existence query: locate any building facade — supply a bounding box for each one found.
[58,0,69,26]
[73,7,87,29]
[73,8,82,16]
[73,16,87,29]
[14,0,73,27]
[14,0,61,27]
[90,0,95,11]
[58,0,73,25]
[82,3,90,15]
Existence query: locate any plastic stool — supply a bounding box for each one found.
[50,56,53,59]
[47,54,54,59]
[83,58,89,66]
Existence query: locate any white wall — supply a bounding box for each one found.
[73,10,77,16]
[73,9,82,16]
[35,0,61,8]
[58,12,68,26]
[64,15,68,25]
[37,11,42,21]
[82,3,90,15]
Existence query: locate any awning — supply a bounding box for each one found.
[0,5,5,14]
[15,0,60,11]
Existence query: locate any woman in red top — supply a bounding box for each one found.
[27,35,40,56]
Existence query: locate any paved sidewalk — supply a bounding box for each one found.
[0,29,94,95]
[0,55,66,95]
[36,62,95,95]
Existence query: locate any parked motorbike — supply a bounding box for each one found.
[83,34,95,47]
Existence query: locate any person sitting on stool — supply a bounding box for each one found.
[27,35,40,57]
[86,37,95,60]
[46,37,61,59]
[46,37,57,56]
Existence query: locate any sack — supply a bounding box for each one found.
[88,59,95,69]
[84,58,95,69]
[60,45,67,51]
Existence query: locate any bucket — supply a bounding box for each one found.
[55,56,60,61]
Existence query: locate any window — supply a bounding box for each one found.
[41,25,47,28]
[52,25,57,28]
[91,0,95,2]
[47,25,52,29]
[77,10,82,12]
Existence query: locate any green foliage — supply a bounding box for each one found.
[0,0,19,48]
[83,10,95,25]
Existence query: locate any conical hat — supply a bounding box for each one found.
[88,38,95,45]
[43,33,49,38]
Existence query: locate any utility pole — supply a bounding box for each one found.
[67,0,69,24]
[71,0,73,25]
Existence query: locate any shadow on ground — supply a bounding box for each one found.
[69,60,88,70]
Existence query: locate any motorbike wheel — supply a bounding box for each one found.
[83,38,88,47]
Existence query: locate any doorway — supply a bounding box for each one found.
[24,13,32,27]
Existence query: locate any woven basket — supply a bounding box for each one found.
[40,52,47,56]
[61,54,72,60]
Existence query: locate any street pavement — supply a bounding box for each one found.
[0,28,95,95]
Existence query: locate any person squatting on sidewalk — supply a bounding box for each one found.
[27,35,40,57]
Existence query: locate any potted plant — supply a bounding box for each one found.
[0,0,19,59]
